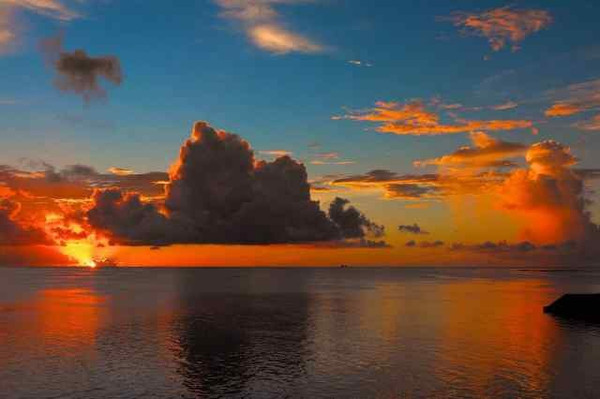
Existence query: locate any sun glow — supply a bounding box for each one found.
[43,213,110,267]
[61,241,97,268]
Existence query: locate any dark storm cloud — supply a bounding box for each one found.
[44,163,98,182]
[328,197,384,239]
[333,169,402,184]
[386,184,441,200]
[87,122,385,246]
[87,189,194,246]
[41,34,123,102]
[162,122,339,244]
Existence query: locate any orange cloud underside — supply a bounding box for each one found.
[336,100,534,136]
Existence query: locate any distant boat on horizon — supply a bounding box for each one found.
[340,264,349,268]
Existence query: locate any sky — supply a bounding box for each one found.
[1,0,600,267]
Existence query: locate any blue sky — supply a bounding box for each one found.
[1,0,599,175]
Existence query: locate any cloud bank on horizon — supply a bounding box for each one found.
[325,133,600,259]
[0,122,387,265]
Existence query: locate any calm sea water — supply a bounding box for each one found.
[1,267,600,398]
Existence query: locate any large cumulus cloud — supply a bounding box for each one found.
[86,189,193,246]
[499,140,593,244]
[87,122,384,246]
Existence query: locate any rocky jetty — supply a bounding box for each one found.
[544,294,600,322]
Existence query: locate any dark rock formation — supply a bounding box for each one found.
[544,294,600,322]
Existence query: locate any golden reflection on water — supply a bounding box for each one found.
[34,288,105,351]
[305,274,561,397]
[434,278,556,396]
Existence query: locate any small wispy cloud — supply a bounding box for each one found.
[575,114,600,131]
[215,0,324,54]
[310,151,354,165]
[316,152,339,160]
[0,0,82,54]
[1,0,80,20]
[492,100,518,111]
[545,79,600,117]
[310,160,355,166]
[258,150,293,158]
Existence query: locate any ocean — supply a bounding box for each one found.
[1,266,600,398]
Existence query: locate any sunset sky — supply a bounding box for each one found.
[1,0,600,266]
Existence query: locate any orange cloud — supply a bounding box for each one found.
[497,141,593,244]
[545,79,600,117]
[309,151,354,165]
[316,152,339,160]
[0,163,169,234]
[258,149,293,158]
[545,103,584,117]
[0,198,49,245]
[335,100,534,136]
[216,0,324,54]
[310,160,355,166]
[329,169,501,201]
[0,163,167,201]
[1,0,79,20]
[449,7,552,51]
[333,134,600,252]
[414,134,596,246]
[108,167,134,176]
[414,132,527,169]
[0,7,16,53]
[575,114,600,131]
